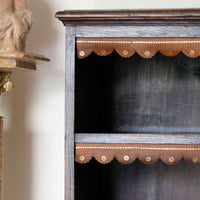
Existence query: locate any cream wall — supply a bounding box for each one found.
[1,1,200,200]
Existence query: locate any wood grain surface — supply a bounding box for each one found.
[75,26,200,38]
[65,26,75,200]
[75,133,200,144]
[56,9,200,26]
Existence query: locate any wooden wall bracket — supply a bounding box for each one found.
[0,0,50,95]
[0,52,49,95]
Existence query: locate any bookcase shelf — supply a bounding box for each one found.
[75,133,200,144]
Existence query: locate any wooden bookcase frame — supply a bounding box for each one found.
[56,9,200,200]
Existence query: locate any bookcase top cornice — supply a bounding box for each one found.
[56,9,200,26]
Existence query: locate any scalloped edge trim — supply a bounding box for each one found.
[78,49,199,59]
[77,38,200,59]
[75,143,200,165]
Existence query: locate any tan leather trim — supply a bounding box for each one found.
[75,143,200,165]
[77,38,200,59]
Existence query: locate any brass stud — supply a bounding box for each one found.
[168,49,173,56]
[192,157,198,163]
[124,155,130,161]
[79,155,85,161]
[146,156,152,162]
[144,50,150,56]
[168,157,175,163]
[101,155,107,162]
[123,50,129,56]
[101,50,107,55]
[190,50,195,56]
[79,51,85,57]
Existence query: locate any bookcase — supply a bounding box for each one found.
[56,9,200,200]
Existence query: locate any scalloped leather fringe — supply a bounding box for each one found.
[77,38,200,59]
[75,143,200,165]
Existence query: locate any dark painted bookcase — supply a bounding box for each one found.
[56,9,200,200]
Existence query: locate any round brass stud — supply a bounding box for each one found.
[123,50,129,56]
[79,155,85,161]
[124,155,130,161]
[146,156,152,163]
[144,50,150,56]
[101,155,107,162]
[168,157,175,163]
[168,49,173,56]
[192,157,198,163]
[101,50,107,55]
[190,50,195,56]
[79,51,85,57]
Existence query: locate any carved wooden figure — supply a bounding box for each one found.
[0,0,31,51]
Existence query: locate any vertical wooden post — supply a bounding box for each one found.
[65,26,75,200]
[0,117,3,200]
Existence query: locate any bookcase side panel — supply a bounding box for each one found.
[65,26,76,200]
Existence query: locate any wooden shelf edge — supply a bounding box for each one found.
[56,9,200,26]
[75,133,200,144]
[0,51,50,72]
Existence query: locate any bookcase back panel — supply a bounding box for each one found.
[75,160,200,200]
[75,52,200,133]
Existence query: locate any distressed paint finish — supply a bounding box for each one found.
[75,26,200,38]
[75,133,200,144]
[65,26,76,200]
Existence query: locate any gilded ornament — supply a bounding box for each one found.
[0,72,13,94]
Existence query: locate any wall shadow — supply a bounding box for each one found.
[2,74,34,200]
